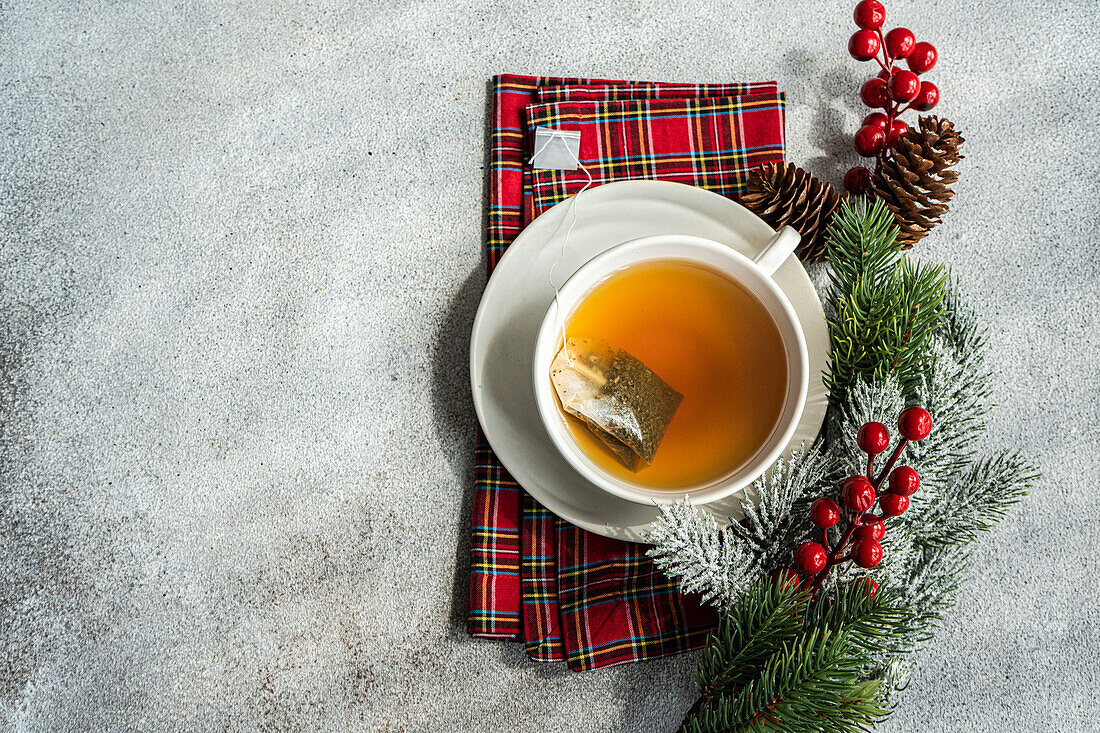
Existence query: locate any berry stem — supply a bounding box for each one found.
[879,99,898,169]
[866,454,876,482]
[876,28,890,66]
[811,521,860,592]
[873,439,910,490]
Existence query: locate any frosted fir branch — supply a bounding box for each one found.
[732,447,833,569]
[648,448,833,611]
[908,452,1037,548]
[818,311,1033,665]
[647,502,759,611]
[876,657,916,704]
[897,543,970,629]
[828,376,907,478]
[906,339,987,492]
[937,284,988,365]
[907,295,994,491]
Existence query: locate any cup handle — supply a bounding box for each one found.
[753,226,801,277]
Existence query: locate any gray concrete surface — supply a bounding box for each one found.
[2,1,1097,730]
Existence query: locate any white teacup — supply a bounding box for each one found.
[532,228,809,506]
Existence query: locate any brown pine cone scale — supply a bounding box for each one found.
[873,115,965,248]
[741,162,843,264]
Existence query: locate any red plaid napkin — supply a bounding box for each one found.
[468,75,787,669]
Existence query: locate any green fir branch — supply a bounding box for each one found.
[683,628,887,733]
[824,198,948,401]
[805,582,918,663]
[695,582,810,703]
[682,579,913,732]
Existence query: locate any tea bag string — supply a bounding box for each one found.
[530,130,594,366]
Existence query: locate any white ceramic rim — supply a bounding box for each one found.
[532,234,810,506]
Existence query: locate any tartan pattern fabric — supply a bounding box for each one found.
[535,81,778,104]
[467,433,522,637]
[520,494,563,660]
[557,525,716,670]
[470,75,599,643]
[524,93,787,222]
[469,74,786,670]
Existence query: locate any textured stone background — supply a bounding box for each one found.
[2,0,1097,730]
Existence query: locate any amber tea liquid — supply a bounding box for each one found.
[560,259,787,489]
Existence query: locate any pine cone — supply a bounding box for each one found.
[741,162,843,264]
[873,116,965,248]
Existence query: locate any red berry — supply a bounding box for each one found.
[855,517,885,542]
[908,42,937,74]
[857,422,890,454]
[898,406,933,441]
[879,492,910,517]
[842,476,876,512]
[770,567,801,591]
[853,0,885,30]
[795,542,828,575]
[843,166,874,195]
[863,112,890,130]
[811,497,842,528]
[853,125,886,157]
[887,118,908,145]
[912,81,939,111]
[852,539,883,568]
[887,70,921,102]
[856,576,880,598]
[860,77,889,108]
[884,28,916,59]
[877,67,895,81]
[888,466,920,496]
[848,30,881,61]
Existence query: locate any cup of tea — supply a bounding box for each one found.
[532,227,808,506]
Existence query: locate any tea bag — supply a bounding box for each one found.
[550,337,682,470]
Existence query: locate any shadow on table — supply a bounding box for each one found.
[432,263,483,636]
[435,78,495,640]
[782,48,864,185]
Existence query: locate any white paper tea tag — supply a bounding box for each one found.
[531,127,581,171]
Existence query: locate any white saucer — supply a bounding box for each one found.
[469,180,829,542]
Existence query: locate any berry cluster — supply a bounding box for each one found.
[772,406,933,595]
[843,0,940,195]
